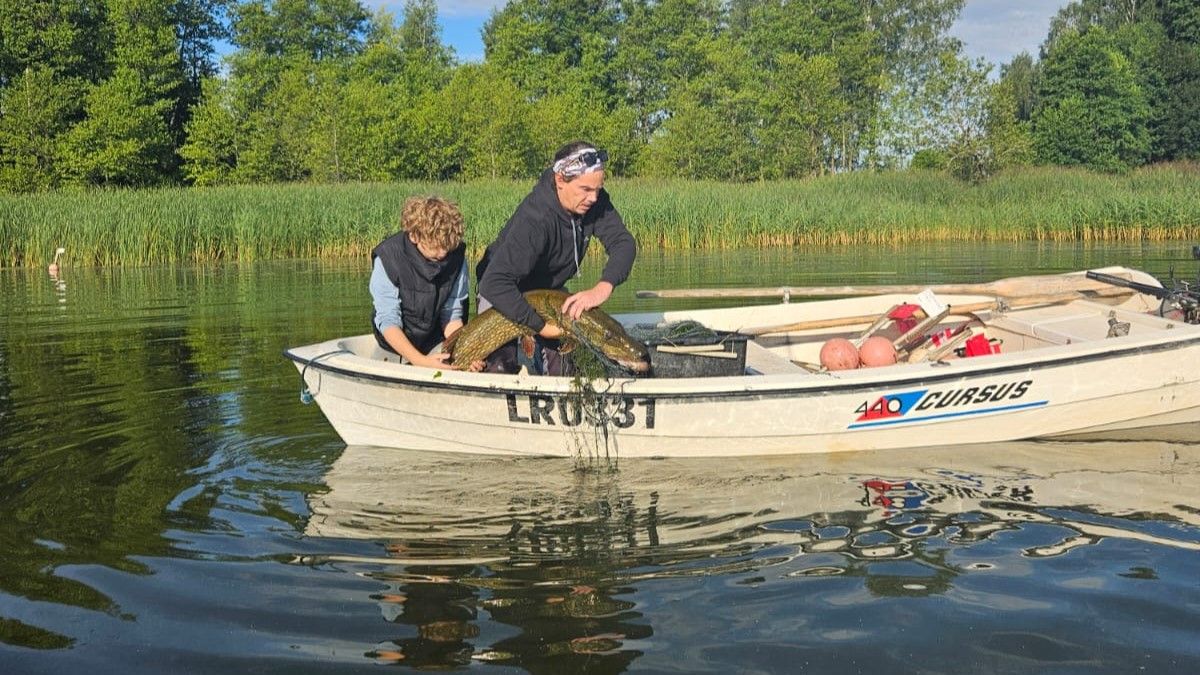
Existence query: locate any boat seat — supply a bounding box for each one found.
[989,308,1111,345]
[745,340,809,375]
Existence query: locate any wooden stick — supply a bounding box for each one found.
[651,344,727,353]
[742,287,1134,337]
[654,345,738,358]
[637,271,1135,300]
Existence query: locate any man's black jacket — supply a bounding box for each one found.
[477,169,636,331]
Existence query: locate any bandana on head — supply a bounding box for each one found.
[552,147,606,178]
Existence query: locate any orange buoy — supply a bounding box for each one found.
[859,335,898,367]
[819,338,860,371]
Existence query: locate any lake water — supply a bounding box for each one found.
[2,242,1199,673]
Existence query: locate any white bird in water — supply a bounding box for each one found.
[48,247,65,274]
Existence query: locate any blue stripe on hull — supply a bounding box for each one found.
[848,400,1049,429]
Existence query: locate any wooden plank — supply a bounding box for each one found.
[742,287,1134,337]
[637,271,1136,300]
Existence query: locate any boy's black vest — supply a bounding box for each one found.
[372,233,465,355]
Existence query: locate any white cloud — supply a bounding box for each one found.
[950,0,1070,66]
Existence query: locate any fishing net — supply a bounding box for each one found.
[627,320,719,345]
[560,331,633,470]
[559,320,723,470]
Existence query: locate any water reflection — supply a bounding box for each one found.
[2,249,1199,670]
[48,266,67,303]
[0,262,350,654]
[303,432,1200,668]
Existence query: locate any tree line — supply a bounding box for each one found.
[1,0,1198,193]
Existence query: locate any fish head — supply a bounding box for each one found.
[575,309,651,375]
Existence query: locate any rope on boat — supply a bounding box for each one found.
[298,349,351,404]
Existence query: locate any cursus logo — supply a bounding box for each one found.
[852,379,1038,427]
[855,390,928,421]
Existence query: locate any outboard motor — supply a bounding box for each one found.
[1086,270,1200,325]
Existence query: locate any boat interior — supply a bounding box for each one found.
[334,286,1183,379]
[722,293,1174,377]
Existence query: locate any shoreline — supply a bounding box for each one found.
[4,164,1199,268]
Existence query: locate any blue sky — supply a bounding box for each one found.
[366,0,1069,66]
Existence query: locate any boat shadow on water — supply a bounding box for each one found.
[295,428,1200,669]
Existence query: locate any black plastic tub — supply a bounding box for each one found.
[646,332,749,378]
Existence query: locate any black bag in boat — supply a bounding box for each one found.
[646,331,749,378]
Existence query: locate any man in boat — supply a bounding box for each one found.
[476,141,637,374]
[370,196,482,371]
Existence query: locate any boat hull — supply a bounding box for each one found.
[288,330,1200,457]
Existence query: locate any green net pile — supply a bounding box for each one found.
[626,320,718,345]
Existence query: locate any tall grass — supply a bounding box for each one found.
[3,164,1199,267]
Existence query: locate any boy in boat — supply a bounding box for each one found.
[475,141,637,374]
[370,196,481,370]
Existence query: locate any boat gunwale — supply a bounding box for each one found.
[284,329,1200,401]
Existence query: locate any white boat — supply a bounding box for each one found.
[286,267,1200,456]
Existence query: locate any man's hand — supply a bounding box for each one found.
[539,323,564,339]
[561,282,613,320]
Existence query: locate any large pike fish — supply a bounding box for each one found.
[445,289,650,374]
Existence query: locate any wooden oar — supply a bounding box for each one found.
[637,271,1134,300]
[742,287,1135,337]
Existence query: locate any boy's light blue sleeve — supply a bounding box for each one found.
[440,258,470,324]
[370,258,403,332]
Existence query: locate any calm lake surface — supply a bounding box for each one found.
[2,242,1199,673]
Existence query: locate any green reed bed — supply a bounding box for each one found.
[3,164,1199,267]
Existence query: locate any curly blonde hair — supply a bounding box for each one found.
[402,196,464,250]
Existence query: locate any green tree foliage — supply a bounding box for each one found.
[731,0,885,171]
[1001,52,1038,122]
[910,149,947,170]
[0,0,228,191]
[880,46,1032,182]
[109,0,186,108]
[1155,40,1200,159]
[0,0,107,190]
[170,0,231,151]
[1111,21,1170,159]
[985,77,1035,172]
[1162,0,1200,44]
[180,1,453,184]
[638,38,760,180]
[57,0,183,186]
[395,0,453,93]
[1034,27,1150,170]
[483,0,621,103]
[612,0,722,141]
[866,0,968,82]
[11,0,1200,194]
[178,77,240,185]
[229,0,370,60]
[1043,0,1159,55]
[758,54,847,178]
[0,67,80,190]
[357,1,453,95]
[59,68,175,185]
[397,0,452,66]
[305,59,412,182]
[1038,0,1200,164]
[529,77,640,175]
[439,64,537,179]
[0,0,112,86]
